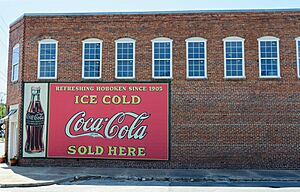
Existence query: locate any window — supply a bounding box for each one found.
[12,44,20,81]
[258,36,280,78]
[296,37,300,78]
[82,38,102,79]
[186,37,207,79]
[115,38,135,79]
[223,37,245,78]
[152,37,173,79]
[38,39,58,79]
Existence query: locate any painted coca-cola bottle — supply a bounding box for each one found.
[25,86,45,153]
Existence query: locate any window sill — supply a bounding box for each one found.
[38,75,57,78]
[187,77,208,80]
[152,77,172,80]
[224,77,246,80]
[82,77,101,80]
[259,76,281,79]
[115,77,135,80]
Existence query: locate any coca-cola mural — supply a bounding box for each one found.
[23,83,169,160]
[23,83,48,158]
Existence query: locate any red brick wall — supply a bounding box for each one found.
[7,10,300,169]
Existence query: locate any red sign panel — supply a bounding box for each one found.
[47,83,169,160]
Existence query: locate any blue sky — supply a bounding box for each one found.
[0,0,300,102]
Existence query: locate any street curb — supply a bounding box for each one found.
[64,175,300,184]
[0,177,72,188]
[2,174,300,188]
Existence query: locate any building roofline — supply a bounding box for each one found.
[10,8,300,27]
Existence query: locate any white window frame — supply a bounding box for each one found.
[38,39,58,79]
[223,36,245,79]
[115,38,136,79]
[185,37,207,79]
[258,36,280,78]
[296,37,300,78]
[11,44,20,82]
[82,38,103,79]
[151,37,173,79]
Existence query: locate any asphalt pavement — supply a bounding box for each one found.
[1,185,300,192]
[1,163,300,188]
[63,178,300,187]
[1,140,300,188]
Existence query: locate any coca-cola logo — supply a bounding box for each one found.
[65,111,150,140]
[26,112,45,126]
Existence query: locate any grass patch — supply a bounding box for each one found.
[0,137,5,143]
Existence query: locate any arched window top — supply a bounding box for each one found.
[13,43,20,49]
[38,39,58,43]
[151,37,173,42]
[82,38,103,43]
[115,38,136,42]
[223,36,244,41]
[295,36,300,41]
[258,36,279,41]
[185,37,207,42]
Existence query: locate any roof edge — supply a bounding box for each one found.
[10,8,300,27]
[10,14,25,28]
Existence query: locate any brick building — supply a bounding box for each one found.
[5,9,300,169]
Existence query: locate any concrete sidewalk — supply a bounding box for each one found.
[1,163,300,188]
